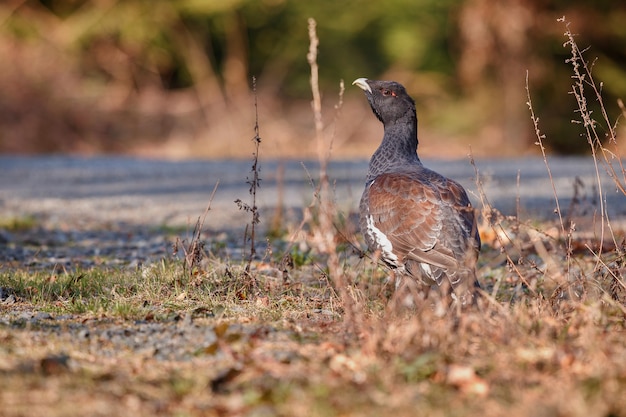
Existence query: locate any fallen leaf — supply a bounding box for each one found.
[40,354,70,376]
[446,364,489,396]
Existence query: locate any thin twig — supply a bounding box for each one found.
[561,18,626,196]
[175,180,220,278]
[561,22,607,263]
[307,17,358,332]
[558,17,626,268]
[307,18,324,139]
[525,70,566,237]
[248,76,262,265]
[234,76,262,286]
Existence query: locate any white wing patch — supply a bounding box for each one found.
[419,262,432,277]
[365,213,399,267]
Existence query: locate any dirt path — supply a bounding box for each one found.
[2,155,624,231]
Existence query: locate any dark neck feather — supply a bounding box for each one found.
[366,112,420,181]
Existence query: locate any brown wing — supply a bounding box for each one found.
[360,169,479,285]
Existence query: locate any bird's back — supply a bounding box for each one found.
[360,166,480,301]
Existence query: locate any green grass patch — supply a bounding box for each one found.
[0,215,38,231]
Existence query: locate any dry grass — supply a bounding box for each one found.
[1,17,626,417]
[1,255,625,417]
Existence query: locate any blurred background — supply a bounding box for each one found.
[0,0,625,159]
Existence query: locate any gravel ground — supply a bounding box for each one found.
[0,304,249,362]
[0,225,172,271]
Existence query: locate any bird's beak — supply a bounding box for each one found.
[352,78,372,94]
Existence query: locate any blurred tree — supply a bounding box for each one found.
[457,0,535,153]
[0,0,624,155]
[456,0,626,154]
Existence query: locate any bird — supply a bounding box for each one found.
[352,78,481,306]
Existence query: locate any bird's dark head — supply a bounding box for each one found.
[352,78,416,125]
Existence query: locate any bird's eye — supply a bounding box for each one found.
[381,88,396,97]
